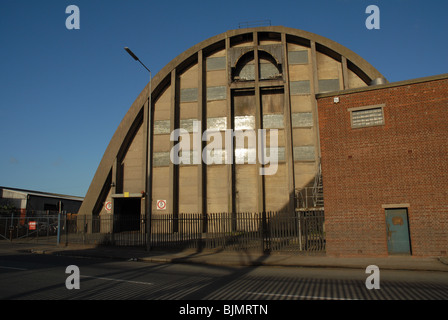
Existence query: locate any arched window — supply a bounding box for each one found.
[258,50,282,80]
[232,51,282,82]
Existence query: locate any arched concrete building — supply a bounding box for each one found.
[79,26,385,221]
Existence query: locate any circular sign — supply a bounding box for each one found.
[157,200,167,210]
[105,201,112,212]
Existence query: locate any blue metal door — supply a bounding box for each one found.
[386,208,411,254]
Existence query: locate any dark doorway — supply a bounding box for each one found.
[114,198,141,232]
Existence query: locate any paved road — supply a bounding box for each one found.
[1,250,447,302]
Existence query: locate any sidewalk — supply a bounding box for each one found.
[2,241,448,272]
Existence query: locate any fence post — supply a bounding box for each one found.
[297,211,303,251]
[57,213,61,246]
[9,213,14,242]
[261,211,267,254]
[64,213,68,246]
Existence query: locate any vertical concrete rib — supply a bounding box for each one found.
[253,31,265,213]
[281,32,295,213]
[169,69,179,221]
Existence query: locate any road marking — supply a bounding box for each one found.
[0,266,28,271]
[81,275,153,286]
[247,291,359,300]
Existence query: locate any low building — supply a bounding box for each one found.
[0,186,83,217]
[317,74,448,256]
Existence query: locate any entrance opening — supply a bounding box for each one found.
[385,208,411,255]
[114,198,141,232]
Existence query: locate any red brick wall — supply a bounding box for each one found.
[317,77,448,257]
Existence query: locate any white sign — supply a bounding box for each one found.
[105,201,112,212]
[157,200,167,210]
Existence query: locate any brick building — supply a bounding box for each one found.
[317,74,448,256]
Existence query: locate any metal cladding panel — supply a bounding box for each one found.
[238,64,255,81]
[290,80,311,95]
[180,88,198,102]
[207,117,227,131]
[291,112,313,128]
[288,50,309,65]
[179,119,200,133]
[235,115,256,131]
[260,63,281,80]
[207,86,227,101]
[154,120,171,135]
[153,152,170,167]
[206,56,226,71]
[263,114,284,129]
[265,147,285,162]
[293,146,315,161]
[235,148,257,164]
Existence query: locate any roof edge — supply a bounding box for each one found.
[316,73,448,98]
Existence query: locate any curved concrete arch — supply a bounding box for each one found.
[79,26,385,215]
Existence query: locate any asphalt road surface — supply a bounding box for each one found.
[1,250,448,302]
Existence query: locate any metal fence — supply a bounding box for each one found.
[0,213,61,244]
[150,211,325,254]
[1,210,325,254]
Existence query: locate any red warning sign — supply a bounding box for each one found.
[29,221,37,230]
[156,200,166,210]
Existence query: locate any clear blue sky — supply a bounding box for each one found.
[1,0,447,197]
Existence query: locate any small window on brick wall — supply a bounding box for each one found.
[349,104,385,128]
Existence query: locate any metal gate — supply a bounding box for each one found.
[0,214,61,244]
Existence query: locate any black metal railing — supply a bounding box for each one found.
[1,210,325,254]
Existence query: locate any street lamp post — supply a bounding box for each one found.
[124,47,152,251]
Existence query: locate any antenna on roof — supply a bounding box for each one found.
[238,20,272,29]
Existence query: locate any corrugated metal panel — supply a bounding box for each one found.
[154,120,171,135]
[153,152,170,167]
[206,56,226,71]
[180,88,198,102]
[207,117,227,131]
[179,119,200,133]
[263,114,284,129]
[290,81,311,95]
[288,50,309,65]
[293,146,315,161]
[260,63,280,80]
[291,112,313,127]
[238,64,255,81]
[264,147,285,162]
[207,86,227,101]
[235,148,257,164]
[235,115,255,130]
